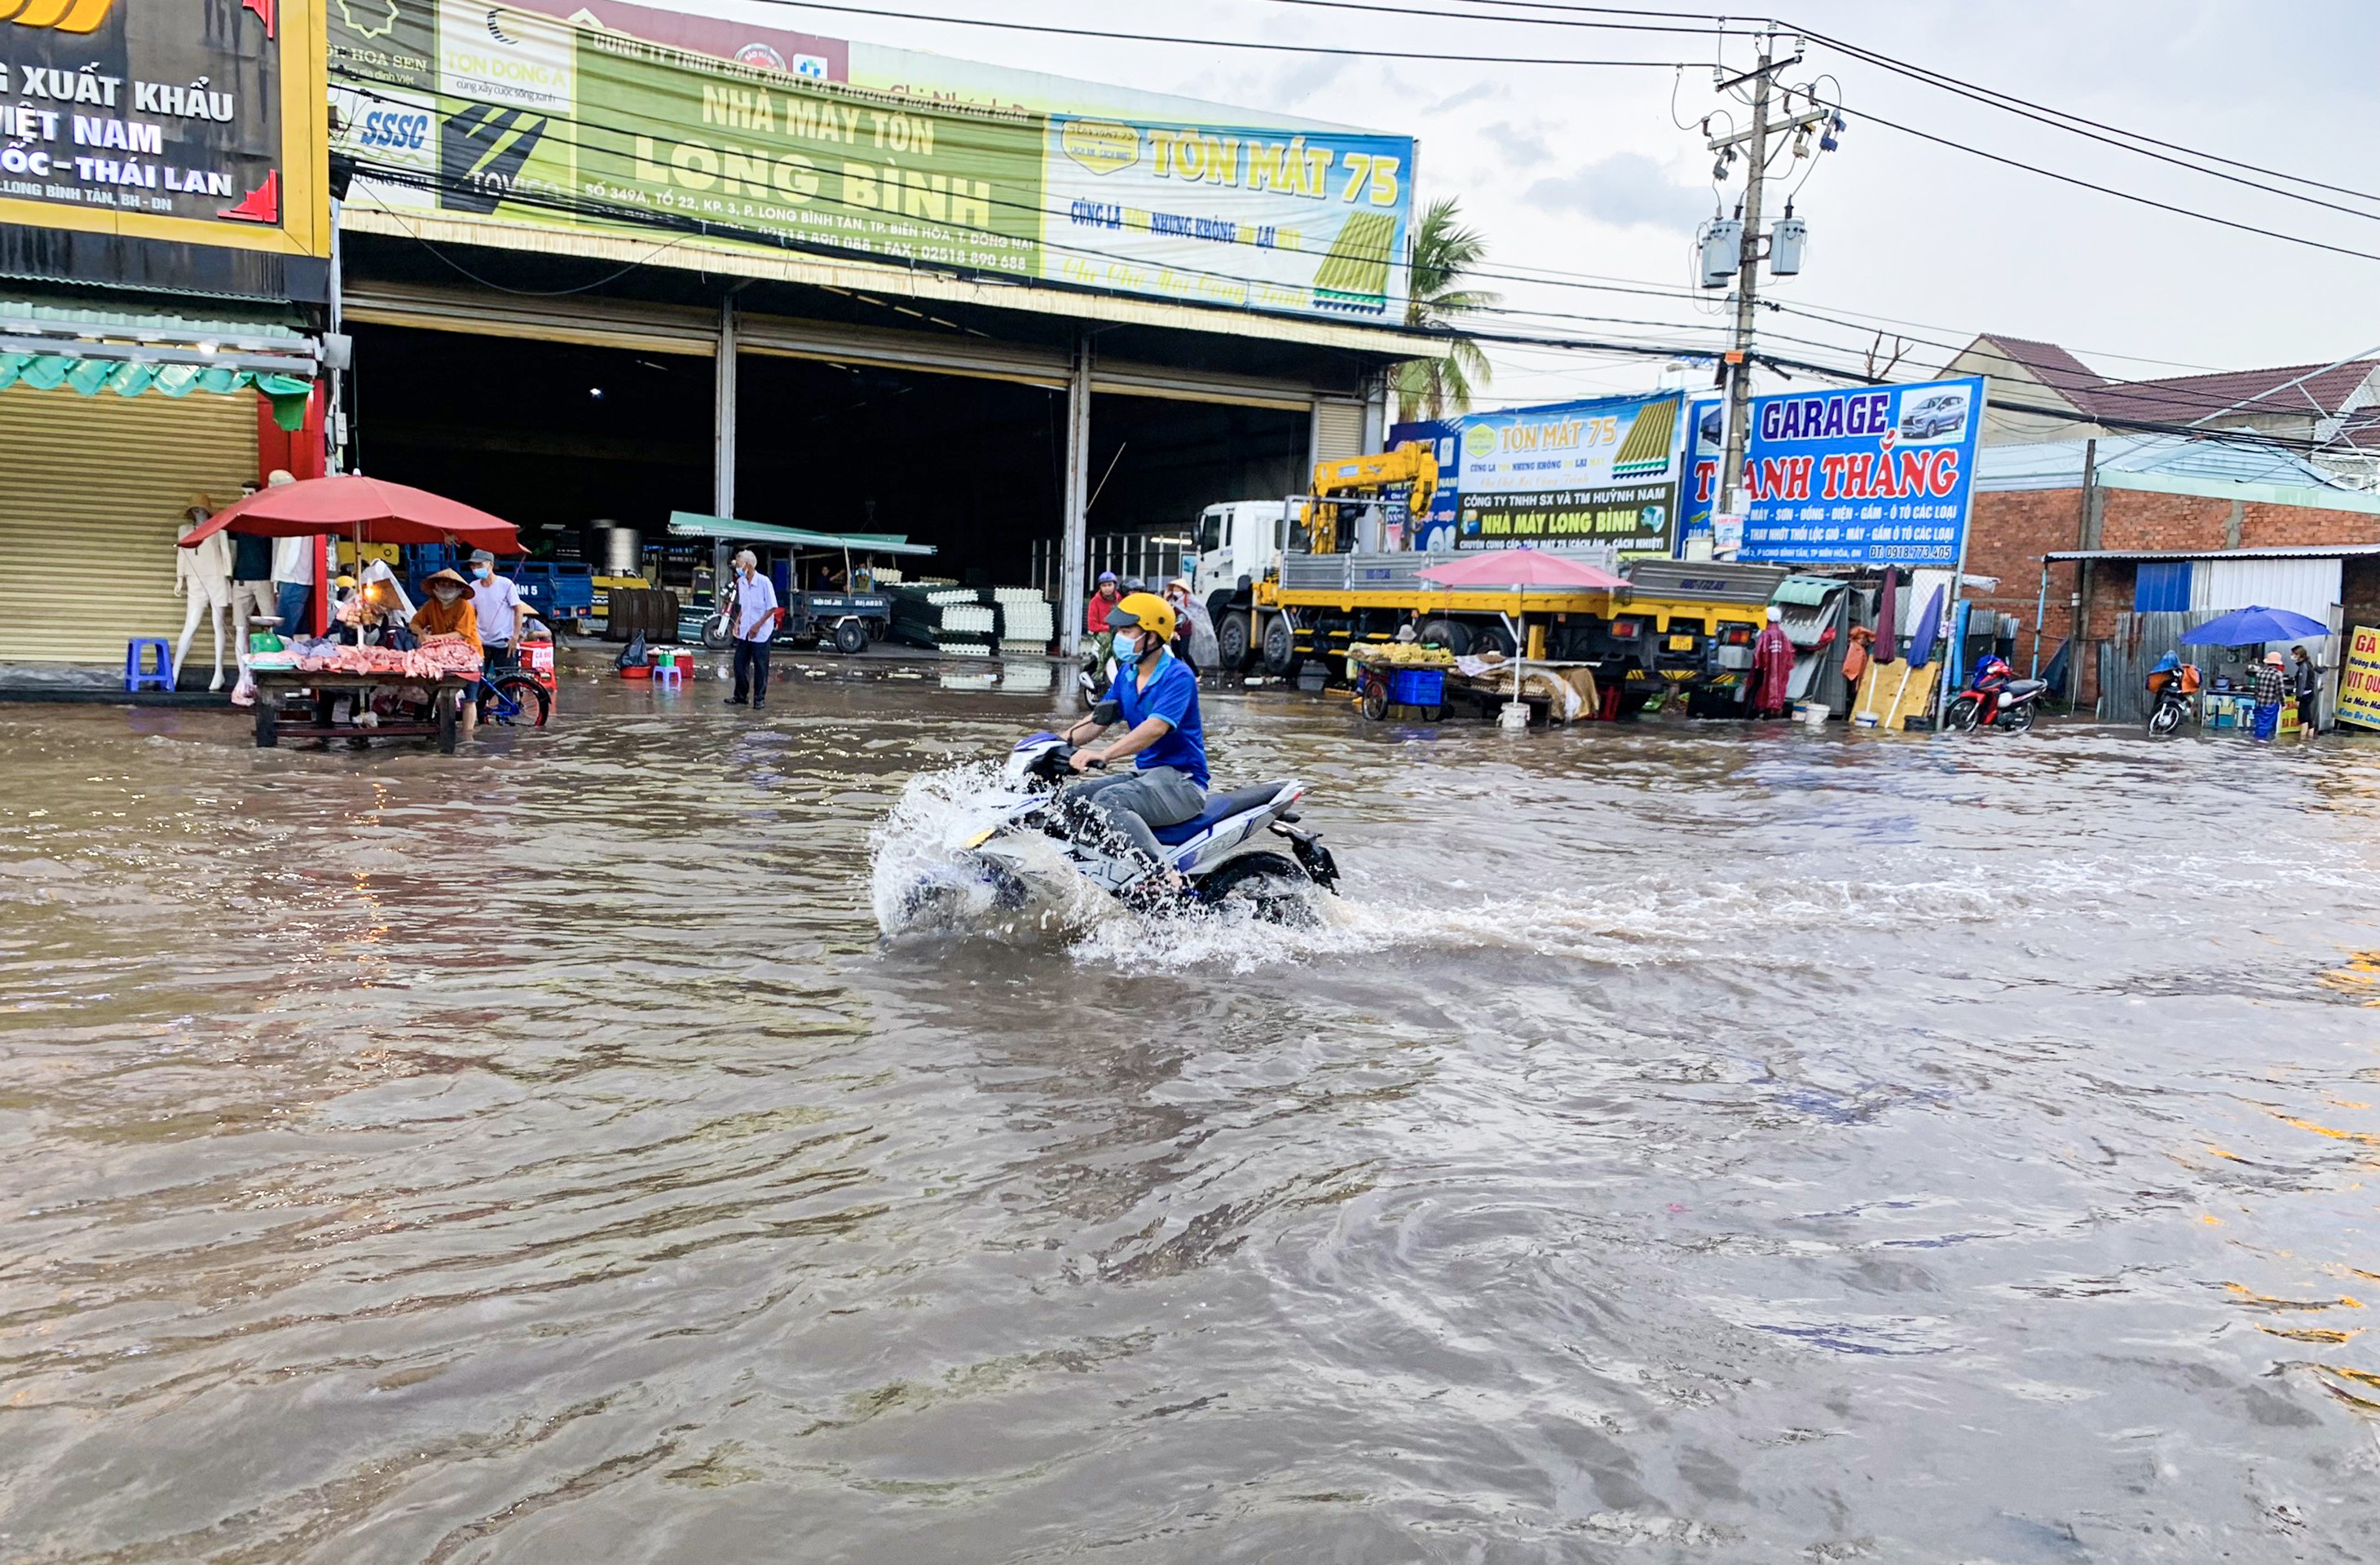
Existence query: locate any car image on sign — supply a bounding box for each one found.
[1899,390,1968,442]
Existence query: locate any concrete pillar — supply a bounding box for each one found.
[713,298,738,521]
[1060,331,1092,655]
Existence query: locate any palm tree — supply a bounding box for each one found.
[1395,197,1499,423]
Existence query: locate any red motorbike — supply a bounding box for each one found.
[1947,677,2046,734]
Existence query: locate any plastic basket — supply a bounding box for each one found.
[1387,667,1445,707]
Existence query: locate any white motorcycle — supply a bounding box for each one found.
[915,733,1340,921]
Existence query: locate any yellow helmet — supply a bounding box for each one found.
[1107,591,1177,645]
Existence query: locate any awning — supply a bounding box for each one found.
[0,299,320,430]
[1772,575,1845,608]
[667,511,937,558]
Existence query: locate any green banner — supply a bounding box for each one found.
[332,2,1042,277]
[573,32,1042,274]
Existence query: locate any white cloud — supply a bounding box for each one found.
[1525,152,1708,233]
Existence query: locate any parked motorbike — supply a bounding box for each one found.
[906,734,1339,923]
[1946,678,2047,734]
[2146,659,2200,737]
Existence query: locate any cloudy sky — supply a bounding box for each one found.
[694,0,2378,408]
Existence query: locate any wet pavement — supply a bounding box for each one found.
[4,650,2379,1563]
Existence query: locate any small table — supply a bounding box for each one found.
[250,670,474,753]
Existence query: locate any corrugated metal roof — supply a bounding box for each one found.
[0,299,311,351]
[668,511,938,557]
[1977,434,2334,489]
[2043,544,2380,562]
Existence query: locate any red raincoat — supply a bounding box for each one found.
[1752,623,1797,716]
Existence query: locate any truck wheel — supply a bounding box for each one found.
[833,619,868,655]
[1416,617,1470,655]
[1469,621,1515,659]
[1216,611,1254,672]
[1259,613,1300,677]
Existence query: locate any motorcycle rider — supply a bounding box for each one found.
[1060,592,1209,869]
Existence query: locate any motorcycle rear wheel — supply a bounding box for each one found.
[2148,702,2183,736]
[2001,701,2035,734]
[1196,852,1319,927]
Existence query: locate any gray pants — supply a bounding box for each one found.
[1066,765,1205,862]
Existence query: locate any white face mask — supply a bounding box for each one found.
[433,587,461,604]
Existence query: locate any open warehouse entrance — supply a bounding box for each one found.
[730,352,1062,589]
[349,323,714,570]
[1066,395,1311,590]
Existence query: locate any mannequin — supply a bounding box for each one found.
[174,502,236,690]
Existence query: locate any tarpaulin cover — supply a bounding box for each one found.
[0,353,312,430]
[180,476,521,553]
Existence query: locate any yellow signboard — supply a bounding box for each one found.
[2336,624,2380,731]
[0,0,330,259]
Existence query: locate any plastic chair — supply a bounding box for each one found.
[651,661,684,686]
[125,637,174,693]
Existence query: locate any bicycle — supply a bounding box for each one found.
[473,654,551,728]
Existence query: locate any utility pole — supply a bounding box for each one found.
[1702,34,1836,518]
[1719,46,1772,517]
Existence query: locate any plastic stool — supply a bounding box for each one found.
[125,637,174,692]
[651,661,684,686]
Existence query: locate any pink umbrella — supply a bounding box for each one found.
[1416,547,1629,590]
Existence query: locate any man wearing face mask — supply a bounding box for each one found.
[465,549,522,674]
[1059,592,1208,867]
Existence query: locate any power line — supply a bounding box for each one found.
[1426,0,2380,218]
[1846,102,2380,266]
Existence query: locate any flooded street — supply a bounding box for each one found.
[5,653,2380,1563]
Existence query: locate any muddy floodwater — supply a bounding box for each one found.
[5,654,2380,1563]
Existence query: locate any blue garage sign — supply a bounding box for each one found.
[1736,376,1986,567]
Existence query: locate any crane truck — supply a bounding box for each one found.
[1192,443,1787,716]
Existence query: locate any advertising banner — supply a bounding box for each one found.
[1735,376,1986,568]
[328,0,1411,321]
[1392,392,1686,556]
[0,0,328,258]
[1679,395,1723,554]
[2336,624,2380,732]
[1042,117,1410,316]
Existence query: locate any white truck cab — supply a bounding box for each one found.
[1192,500,1291,599]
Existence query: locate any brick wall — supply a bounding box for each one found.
[1966,485,2380,707]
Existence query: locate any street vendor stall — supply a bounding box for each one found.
[179,477,522,751]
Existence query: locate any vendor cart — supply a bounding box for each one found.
[251,670,475,753]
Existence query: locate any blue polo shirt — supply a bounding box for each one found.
[1113,649,1208,788]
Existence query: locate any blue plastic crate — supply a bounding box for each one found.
[1387,667,1445,707]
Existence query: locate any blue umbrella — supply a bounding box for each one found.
[1905,584,1946,668]
[2178,605,2331,645]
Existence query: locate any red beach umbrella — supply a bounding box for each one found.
[178,475,522,553]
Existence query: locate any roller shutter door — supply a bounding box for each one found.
[1310,396,1365,469]
[0,385,259,664]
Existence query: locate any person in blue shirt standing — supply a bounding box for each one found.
[1060,593,1208,866]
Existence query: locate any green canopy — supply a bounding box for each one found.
[0,352,312,430]
[667,511,937,558]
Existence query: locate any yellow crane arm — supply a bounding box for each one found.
[1305,443,1439,554]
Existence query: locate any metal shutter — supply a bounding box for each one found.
[0,385,259,664]
[1310,396,1365,470]
[2192,558,2342,622]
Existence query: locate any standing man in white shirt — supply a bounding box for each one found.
[466,549,524,673]
[725,549,782,708]
[260,469,315,634]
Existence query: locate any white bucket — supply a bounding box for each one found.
[1498,700,1531,731]
[1795,701,1829,726]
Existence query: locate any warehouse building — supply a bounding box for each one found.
[328,0,1433,646]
